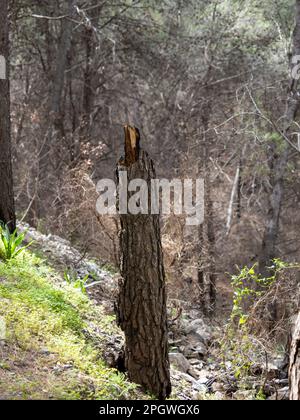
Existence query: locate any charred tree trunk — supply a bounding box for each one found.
[0,0,16,232]
[289,312,300,400]
[116,126,171,400]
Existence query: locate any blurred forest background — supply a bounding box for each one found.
[10,0,300,315]
[1,0,300,401]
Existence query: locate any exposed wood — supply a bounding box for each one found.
[124,125,141,166]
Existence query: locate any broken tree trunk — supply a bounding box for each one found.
[116,125,171,400]
[289,312,300,400]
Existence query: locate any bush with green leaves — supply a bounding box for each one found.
[221,259,299,394]
[0,224,33,261]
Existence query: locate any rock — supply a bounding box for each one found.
[192,381,208,393]
[214,391,226,400]
[18,222,116,300]
[170,371,194,400]
[189,331,211,346]
[233,390,256,400]
[169,339,184,346]
[184,318,207,334]
[179,372,197,384]
[197,369,210,384]
[189,359,204,368]
[182,318,212,346]
[268,387,289,401]
[194,343,208,357]
[212,382,225,393]
[187,368,199,379]
[274,378,289,386]
[183,342,207,360]
[169,353,190,373]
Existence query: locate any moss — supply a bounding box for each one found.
[0,251,141,400]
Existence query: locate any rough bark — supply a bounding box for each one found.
[0,0,16,232]
[259,0,300,277]
[289,312,300,400]
[116,125,171,400]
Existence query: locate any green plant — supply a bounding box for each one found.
[0,224,33,261]
[230,263,275,327]
[64,270,89,294]
[221,259,298,387]
[256,388,267,401]
[0,251,141,400]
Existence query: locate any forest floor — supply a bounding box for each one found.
[0,225,290,400]
[0,250,144,400]
[0,225,195,400]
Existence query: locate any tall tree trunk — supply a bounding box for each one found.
[198,113,216,316]
[116,126,171,400]
[259,0,300,277]
[50,0,76,137]
[0,0,16,232]
[76,2,98,163]
[198,161,216,316]
[289,312,300,400]
[36,0,76,223]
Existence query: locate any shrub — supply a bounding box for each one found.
[220,260,300,392]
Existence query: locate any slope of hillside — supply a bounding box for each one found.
[0,250,142,400]
[0,226,291,401]
[0,226,197,400]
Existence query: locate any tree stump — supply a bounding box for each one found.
[289,312,300,400]
[116,125,171,400]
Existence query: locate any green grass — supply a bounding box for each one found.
[0,251,141,400]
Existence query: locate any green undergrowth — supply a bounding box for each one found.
[0,251,142,400]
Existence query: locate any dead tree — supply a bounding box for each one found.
[289,312,300,400]
[0,0,16,231]
[116,125,171,400]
